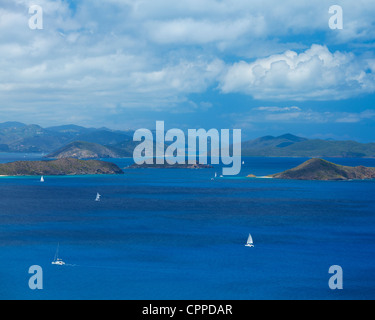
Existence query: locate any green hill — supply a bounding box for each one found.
[0,122,135,154]
[0,158,124,176]
[46,141,132,159]
[271,158,375,180]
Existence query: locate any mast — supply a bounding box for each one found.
[54,243,60,261]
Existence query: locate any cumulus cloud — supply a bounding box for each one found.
[0,0,375,126]
[0,0,226,123]
[135,0,375,44]
[219,45,375,100]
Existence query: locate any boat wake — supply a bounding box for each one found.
[55,263,131,271]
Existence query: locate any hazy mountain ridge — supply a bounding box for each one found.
[241,134,375,158]
[0,122,135,154]
[1,122,375,159]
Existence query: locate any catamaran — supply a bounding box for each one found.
[52,243,65,266]
[245,234,254,247]
[95,193,101,202]
[40,176,44,182]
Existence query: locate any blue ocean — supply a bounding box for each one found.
[0,155,374,300]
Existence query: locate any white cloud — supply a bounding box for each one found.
[0,0,375,126]
[335,110,375,123]
[146,17,266,45]
[220,45,375,100]
[232,107,375,126]
[254,106,302,112]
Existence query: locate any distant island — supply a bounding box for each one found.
[1,122,375,159]
[0,121,136,155]
[241,134,375,158]
[126,162,213,169]
[0,158,124,176]
[46,141,132,159]
[270,158,375,181]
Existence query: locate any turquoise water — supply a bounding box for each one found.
[0,155,374,300]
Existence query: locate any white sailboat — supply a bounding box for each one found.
[52,243,65,266]
[40,176,44,182]
[95,193,101,202]
[242,161,245,165]
[245,234,254,247]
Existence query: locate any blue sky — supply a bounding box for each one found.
[0,0,375,141]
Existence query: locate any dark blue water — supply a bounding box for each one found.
[0,155,374,300]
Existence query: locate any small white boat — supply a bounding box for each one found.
[40,176,44,182]
[52,243,65,266]
[242,161,245,165]
[245,234,254,247]
[95,193,101,202]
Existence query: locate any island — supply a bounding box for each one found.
[126,162,213,169]
[46,141,132,160]
[270,158,375,181]
[0,158,124,176]
[241,134,375,158]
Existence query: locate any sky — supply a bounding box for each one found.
[0,0,375,141]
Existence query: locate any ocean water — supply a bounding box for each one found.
[0,155,374,300]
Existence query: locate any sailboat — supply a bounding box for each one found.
[95,193,101,202]
[242,161,245,165]
[40,176,44,182]
[245,234,254,247]
[52,243,65,266]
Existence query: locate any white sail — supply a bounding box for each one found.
[40,176,44,182]
[95,193,101,201]
[245,234,254,247]
[52,243,65,265]
[215,172,217,178]
[247,234,253,245]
